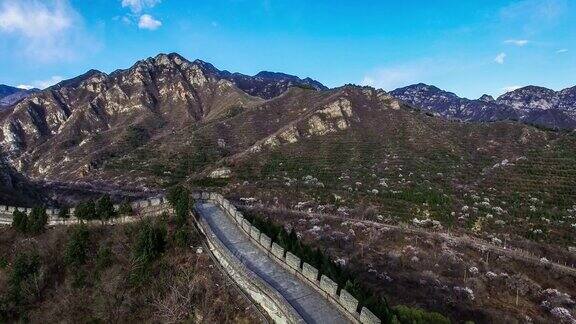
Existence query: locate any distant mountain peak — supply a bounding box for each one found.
[479,94,495,102]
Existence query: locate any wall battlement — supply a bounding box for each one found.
[202,192,381,324]
[0,196,167,226]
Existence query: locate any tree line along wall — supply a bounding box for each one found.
[0,196,167,225]
[195,192,381,324]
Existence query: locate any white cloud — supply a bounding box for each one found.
[0,0,93,62]
[504,39,529,46]
[494,53,507,64]
[503,85,523,93]
[121,0,160,13]
[138,14,161,30]
[0,0,72,37]
[556,49,568,53]
[16,76,64,90]
[34,76,64,89]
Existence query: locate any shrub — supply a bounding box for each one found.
[118,200,133,215]
[65,226,90,268]
[173,228,189,248]
[132,220,167,265]
[7,251,40,304]
[11,210,28,233]
[96,195,116,221]
[11,208,47,234]
[124,126,150,149]
[168,185,190,225]
[96,246,112,270]
[393,305,450,324]
[27,207,48,234]
[75,200,97,221]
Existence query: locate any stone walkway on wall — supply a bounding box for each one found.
[196,202,351,324]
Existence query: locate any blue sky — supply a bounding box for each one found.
[0,0,574,98]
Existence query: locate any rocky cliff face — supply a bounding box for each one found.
[391,83,576,129]
[0,53,262,179]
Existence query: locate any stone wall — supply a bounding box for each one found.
[202,191,381,324]
[0,196,167,226]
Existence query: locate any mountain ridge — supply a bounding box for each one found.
[0,85,39,108]
[391,83,576,129]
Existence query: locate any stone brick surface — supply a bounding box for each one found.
[338,289,359,314]
[271,243,285,259]
[235,212,243,223]
[250,226,261,240]
[360,307,381,324]
[320,275,338,297]
[242,219,251,234]
[259,234,272,250]
[302,263,319,282]
[286,252,301,271]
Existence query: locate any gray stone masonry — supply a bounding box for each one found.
[192,192,201,200]
[0,205,6,211]
[227,204,237,215]
[235,212,243,224]
[286,252,301,271]
[339,289,359,314]
[320,275,338,297]
[242,219,251,233]
[259,234,272,250]
[360,307,381,324]
[271,242,285,259]
[201,192,210,200]
[7,206,14,213]
[250,226,261,241]
[302,263,319,282]
[150,197,161,206]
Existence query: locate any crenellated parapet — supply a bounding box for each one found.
[0,196,168,226]
[200,192,382,324]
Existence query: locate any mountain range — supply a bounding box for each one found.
[0,53,574,185]
[391,83,576,130]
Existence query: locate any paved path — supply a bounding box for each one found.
[196,202,351,324]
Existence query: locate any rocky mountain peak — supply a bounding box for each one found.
[497,86,560,111]
[479,94,495,102]
[52,69,106,90]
